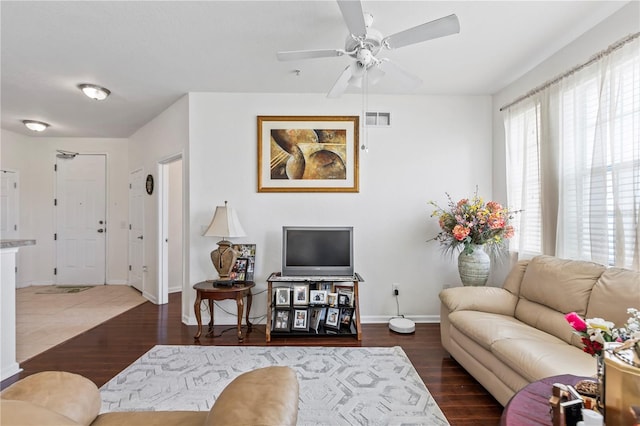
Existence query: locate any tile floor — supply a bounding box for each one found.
[16,285,147,362]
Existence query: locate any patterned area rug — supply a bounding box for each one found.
[100,345,449,426]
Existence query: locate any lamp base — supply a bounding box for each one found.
[210,240,239,282]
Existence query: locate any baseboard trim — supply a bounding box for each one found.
[361,315,441,324]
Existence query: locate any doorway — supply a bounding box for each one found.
[55,154,106,285]
[158,155,183,305]
[0,170,19,240]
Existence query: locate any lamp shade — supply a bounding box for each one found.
[203,202,246,239]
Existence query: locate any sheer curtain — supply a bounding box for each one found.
[556,38,640,269]
[503,35,640,270]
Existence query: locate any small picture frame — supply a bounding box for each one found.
[275,287,291,307]
[320,282,334,291]
[293,285,309,305]
[309,290,328,305]
[230,258,248,281]
[325,307,340,329]
[336,286,354,307]
[274,309,291,332]
[339,307,354,330]
[309,307,324,333]
[327,292,338,307]
[292,308,309,331]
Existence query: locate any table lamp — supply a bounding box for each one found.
[203,201,246,285]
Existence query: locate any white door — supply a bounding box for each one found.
[55,155,106,284]
[129,169,144,292]
[0,171,19,239]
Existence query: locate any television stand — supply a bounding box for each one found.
[266,272,364,342]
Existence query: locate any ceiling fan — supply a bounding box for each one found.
[276,0,460,98]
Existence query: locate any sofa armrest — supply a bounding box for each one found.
[206,366,299,426]
[0,371,101,426]
[439,287,517,317]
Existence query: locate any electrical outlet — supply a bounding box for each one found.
[392,283,399,295]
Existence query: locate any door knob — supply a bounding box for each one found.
[137,235,143,240]
[97,229,104,233]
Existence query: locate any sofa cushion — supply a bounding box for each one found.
[491,338,597,382]
[448,311,561,351]
[501,259,529,296]
[0,400,80,426]
[91,411,208,426]
[517,255,605,317]
[0,371,101,426]
[586,267,640,328]
[514,298,582,347]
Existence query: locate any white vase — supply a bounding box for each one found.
[457,244,490,286]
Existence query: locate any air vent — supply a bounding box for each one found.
[365,112,390,127]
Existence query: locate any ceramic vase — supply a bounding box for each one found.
[457,244,490,286]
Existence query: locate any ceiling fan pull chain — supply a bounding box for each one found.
[361,71,369,152]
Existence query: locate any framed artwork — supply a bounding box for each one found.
[310,290,328,305]
[274,309,291,332]
[232,244,256,281]
[292,308,309,331]
[325,307,340,329]
[275,287,291,307]
[257,116,359,193]
[293,285,309,305]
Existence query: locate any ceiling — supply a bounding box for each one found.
[1,1,630,138]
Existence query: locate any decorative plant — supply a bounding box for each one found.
[428,188,516,258]
[565,312,625,356]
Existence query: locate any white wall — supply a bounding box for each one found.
[128,95,189,304]
[489,1,639,282]
[0,129,129,286]
[187,92,492,325]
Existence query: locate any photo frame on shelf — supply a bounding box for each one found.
[257,115,360,193]
[275,287,291,307]
[309,290,328,305]
[232,244,256,281]
[274,309,291,332]
[309,307,324,333]
[336,286,354,307]
[339,308,354,330]
[325,307,340,330]
[292,308,310,331]
[293,285,309,305]
[319,282,334,291]
[327,292,338,307]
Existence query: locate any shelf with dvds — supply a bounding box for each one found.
[265,272,363,342]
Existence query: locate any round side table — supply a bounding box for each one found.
[193,281,255,342]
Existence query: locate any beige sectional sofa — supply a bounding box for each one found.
[439,255,640,406]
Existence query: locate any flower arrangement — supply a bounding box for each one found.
[429,188,516,257]
[564,312,624,356]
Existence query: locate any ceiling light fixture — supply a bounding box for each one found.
[22,120,50,132]
[78,84,111,101]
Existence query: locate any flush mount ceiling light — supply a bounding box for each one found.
[22,120,50,132]
[78,83,111,101]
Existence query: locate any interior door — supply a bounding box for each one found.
[0,170,19,239]
[55,154,106,284]
[129,169,144,292]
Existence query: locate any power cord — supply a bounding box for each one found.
[393,289,405,319]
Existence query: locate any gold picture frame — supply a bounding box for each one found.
[257,115,359,192]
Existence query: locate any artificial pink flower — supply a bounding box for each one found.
[565,312,587,332]
[486,201,503,212]
[452,225,470,241]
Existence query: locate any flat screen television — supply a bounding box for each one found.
[282,226,354,277]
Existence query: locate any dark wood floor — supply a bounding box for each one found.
[1,292,503,425]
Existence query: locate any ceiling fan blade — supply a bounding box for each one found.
[327,65,353,98]
[337,0,367,37]
[277,49,345,61]
[378,60,422,89]
[383,14,460,49]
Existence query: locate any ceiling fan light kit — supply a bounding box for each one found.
[276,0,460,98]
